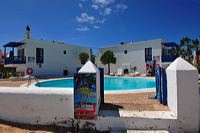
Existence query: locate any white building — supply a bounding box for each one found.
[97,39,178,74]
[3,26,90,77]
[0,49,3,64]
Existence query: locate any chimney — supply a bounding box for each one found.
[26,25,30,39]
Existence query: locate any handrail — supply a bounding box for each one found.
[27,76,39,87]
[162,55,177,62]
[4,56,26,64]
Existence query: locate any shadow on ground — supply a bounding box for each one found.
[0,119,109,133]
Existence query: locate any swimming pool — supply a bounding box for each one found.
[35,77,156,91]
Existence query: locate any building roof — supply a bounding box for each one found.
[3,42,26,47]
[20,39,90,49]
[100,39,163,49]
[162,42,178,47]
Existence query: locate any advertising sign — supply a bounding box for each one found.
[74,73,97,119]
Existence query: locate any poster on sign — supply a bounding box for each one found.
[74,73,97,119]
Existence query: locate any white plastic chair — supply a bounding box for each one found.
[115,69,123,76]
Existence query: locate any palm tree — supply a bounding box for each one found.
[180,37,192,62]
[192,39,200,64]
[100,50,116,74]
[79,52,89,64]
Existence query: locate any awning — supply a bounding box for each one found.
[162,42,178,47]
[3,42,26,47]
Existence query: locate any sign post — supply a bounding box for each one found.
[74,61,100,119]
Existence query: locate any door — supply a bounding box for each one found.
[36,48,44,63]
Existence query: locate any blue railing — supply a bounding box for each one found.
[161,55,177,62]
[4,56,26,64]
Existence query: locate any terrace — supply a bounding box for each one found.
[3,42,26,65]
[161,42,178,63]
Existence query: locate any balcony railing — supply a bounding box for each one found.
[162,55,177,62]
[4,56,26,64]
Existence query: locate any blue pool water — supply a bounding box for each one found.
[36,77,156,91]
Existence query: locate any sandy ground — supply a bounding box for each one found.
[0,80,27,87]
[103,92,168,111]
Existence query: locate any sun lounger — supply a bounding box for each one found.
[18,75,35,80]
[115,69,123,76]
[9,76,19,81]
[109,73,115,76]
[129,71,140,77]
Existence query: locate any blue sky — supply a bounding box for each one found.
[0,0,200,52]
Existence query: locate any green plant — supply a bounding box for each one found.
[100,50,116,74]
[2,67,16,78]
[79,52,89,64]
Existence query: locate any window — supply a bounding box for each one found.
[28,57,35,63]
[64,50,66,54]
[36,48,44,63]
[124,50,127,54]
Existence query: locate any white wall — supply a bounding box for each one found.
[0,87,74,125]
[16,39,90,77]
[97,39,162,74]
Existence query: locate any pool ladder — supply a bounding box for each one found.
[27,76,39,87]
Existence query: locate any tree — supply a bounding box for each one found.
[192,39,200,64]
[100,50,116,74]
[79,52,89,64]
[90,49,95,64]
[180,37,192,62]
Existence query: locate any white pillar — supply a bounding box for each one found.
[166,57,199,132]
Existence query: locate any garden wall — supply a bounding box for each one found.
[0,87,74,125]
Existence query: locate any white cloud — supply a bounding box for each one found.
[91,4,99,10]
[96,18,106,24]
[93,25,100,29]
[76,0,128,31]
[76,13,95,24]
[103,7,112,15]
[116,3,128,11]
[93,0,115,7]
[79,3,83,8]
[76,26,89,31]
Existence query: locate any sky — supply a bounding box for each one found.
[0,0,200,52]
